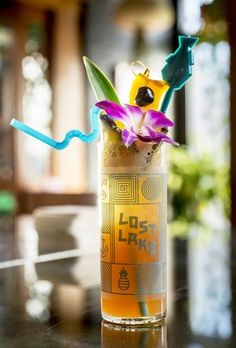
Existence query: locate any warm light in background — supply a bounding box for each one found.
[114,0,175,34]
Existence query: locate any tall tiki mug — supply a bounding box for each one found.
[99,141,167,324]
[10,36,198,326]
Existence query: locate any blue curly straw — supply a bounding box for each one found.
[10,106,100,149]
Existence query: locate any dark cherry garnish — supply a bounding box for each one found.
[135,86,154,107]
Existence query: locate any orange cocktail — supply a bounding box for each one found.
[99,141,167,325]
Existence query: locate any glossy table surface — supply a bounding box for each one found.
[0,213,235,348]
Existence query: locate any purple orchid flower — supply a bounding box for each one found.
[96,100,179,147]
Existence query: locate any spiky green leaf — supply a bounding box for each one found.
[83,56,120,104]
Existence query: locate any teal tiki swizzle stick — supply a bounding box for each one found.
[161,35,199,113]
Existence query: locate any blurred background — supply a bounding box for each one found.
[0,0,235,347]
[0,0,233,213]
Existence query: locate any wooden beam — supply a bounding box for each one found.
[15,0,80,11]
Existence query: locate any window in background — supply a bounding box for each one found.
[186,41,230,164]
[0,5,54,195]
[178,0,214,35]
[21,21,52,192]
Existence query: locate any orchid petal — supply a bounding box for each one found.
[153,131,179,146]
[125,104,144,130]
[141,125,157,138]
[138,127,179,146]
[96,100,131,127]
[145,110,174,128]
[121,129,137,147]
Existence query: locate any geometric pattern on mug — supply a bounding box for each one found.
[139,175,163,204]
[136,262,165,295]
[110,175,138,204]
[101,262,112,292]
[101,233,111,262]
[101,174,109,203]
[102,204,113,234]
[141,177,161,200]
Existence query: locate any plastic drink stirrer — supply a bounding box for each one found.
[10,106,100,149]
[161,35,199,113]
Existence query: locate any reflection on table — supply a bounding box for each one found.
[102,321,167,348]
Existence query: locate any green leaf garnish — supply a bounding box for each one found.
[83,56,120,104]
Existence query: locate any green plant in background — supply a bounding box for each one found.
[168,146,230,238]
[0,191,17,215]
[200,0,228,44]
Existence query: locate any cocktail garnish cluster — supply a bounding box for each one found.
[10,35,198,150]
